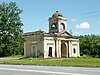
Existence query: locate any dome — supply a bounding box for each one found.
[52,11,63,17]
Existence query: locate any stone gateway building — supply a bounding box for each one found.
[24,11,80,58]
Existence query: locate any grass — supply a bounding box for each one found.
[0,55,100,67]
[4,55,23,58]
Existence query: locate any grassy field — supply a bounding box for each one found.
[0,55,100,67]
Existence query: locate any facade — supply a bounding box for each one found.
[24,11,80,58]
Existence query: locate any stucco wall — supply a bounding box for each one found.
[24,35,80,58]
[69,40,80,57]
[24,35,43,57]
[44,37,55,58]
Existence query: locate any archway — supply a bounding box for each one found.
[60,23,65,31]
[61,42,68,57]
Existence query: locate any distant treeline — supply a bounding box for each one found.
[80,35,100,58]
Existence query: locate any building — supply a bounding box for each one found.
[24,11,80,58]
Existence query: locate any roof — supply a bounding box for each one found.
[52,11,63,17]
[57,30,79,39]
[24,30,79,39]
[24,30,46,36]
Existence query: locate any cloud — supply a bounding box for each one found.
[76,22,90,29]
[70,18,78,22]
[74,31,79,34]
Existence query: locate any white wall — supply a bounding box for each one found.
[44,37,55,58]
[43,37,80,58]
[71,40,80,57]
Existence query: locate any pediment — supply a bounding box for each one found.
[57,30,72,37]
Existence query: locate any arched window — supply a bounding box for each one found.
[60,23,65,31]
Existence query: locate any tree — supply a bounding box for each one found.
[80,35,100,58]
[0,2,23,57]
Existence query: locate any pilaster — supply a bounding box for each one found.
[24,41,26,57]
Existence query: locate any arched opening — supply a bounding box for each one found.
[32,46,37,57]
[60,23,65,31]
[31,41,37,57]
[61,42,68,57]
[48,47,52,57]
[51,23,57,29]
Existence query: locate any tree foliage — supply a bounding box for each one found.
[0,2,23,57]
[80,35,100,58]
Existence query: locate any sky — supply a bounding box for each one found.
[0,0,100,35]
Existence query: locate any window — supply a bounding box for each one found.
[32,41,37,46]
[73,48,76,53]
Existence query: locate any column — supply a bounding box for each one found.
[56,40,59,58]
[24,41,26,57]
[44,40,47,58]
[58,40,61,58]
[77,40,80,57]
[65,42,68,57]
[68,41,72,57]
[70,41,73,57]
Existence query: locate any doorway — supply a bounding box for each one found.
[61,42,68,57]
[32,46,37,57]
[48,47,52,57]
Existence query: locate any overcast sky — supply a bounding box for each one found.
[0,0,100,35]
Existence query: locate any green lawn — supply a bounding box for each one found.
[0,55,100,67]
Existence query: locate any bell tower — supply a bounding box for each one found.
[48,11,67,33]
